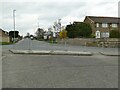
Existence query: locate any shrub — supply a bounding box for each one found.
[110,30,120,38]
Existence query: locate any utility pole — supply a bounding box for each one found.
[13,9,16,43]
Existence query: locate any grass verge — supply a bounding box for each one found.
[0,42,13,45]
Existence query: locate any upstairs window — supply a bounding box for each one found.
[96,23,99,27]
[112,24,117,28]
[102,23,108,28]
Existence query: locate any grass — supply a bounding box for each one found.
[86,42,98,47]
[0,42,13,45]
[48,40,58,44]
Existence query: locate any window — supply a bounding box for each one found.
[96,23,99,27]
[102,23,108,28]
[101,32,109,38]
[112,24,117,28]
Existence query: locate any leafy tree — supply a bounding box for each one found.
[9,31,19,38]
[66,23,92,38]
[110,30,120,38]
[77,23,92,37]
[66,25,76,38]
[35,28,44,40]
[59,30,67,39]
[24,33,30,38]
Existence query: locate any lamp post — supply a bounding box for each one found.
[58,19,61,32]
[13,9,16,43]
[37,17,40,29]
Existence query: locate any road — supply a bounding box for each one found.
[2,38,118,53]
[1,38,118,88]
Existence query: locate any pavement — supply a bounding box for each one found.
[9,50,93,56]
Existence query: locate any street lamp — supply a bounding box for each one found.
[58,19,61,31]
[13,9,16,43]
[37,17,40,29]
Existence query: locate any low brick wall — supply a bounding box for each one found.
[58,38,120,48]
[0,36,10,43]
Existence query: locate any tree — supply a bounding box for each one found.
[66,25,76,38]
[77,23,92,38]
[59,30,67,39]
[66,23,92,38]
[110,30,120,38]
[35,28,44,40]
[24,32,30,38]
[9,31,19,38]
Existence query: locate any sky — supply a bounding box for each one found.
[0,0,119,36]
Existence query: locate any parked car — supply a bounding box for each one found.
[30,36,33,40]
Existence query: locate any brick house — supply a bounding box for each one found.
[84,16,120,38]
[0,28,10,43]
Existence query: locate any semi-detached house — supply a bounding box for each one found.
[84,16,120,38]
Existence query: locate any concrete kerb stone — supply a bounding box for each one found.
[9,50,50,55]
[99,52,120,56]
[9,50,32,54]
[9,50,93,56]
[32,50,51,55]
[51,51,93,56]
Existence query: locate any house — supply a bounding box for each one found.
[0,28,10,43]
[84,16,120,38]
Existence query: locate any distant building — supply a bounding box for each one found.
[0,28,10,43]
[84,16,120,38]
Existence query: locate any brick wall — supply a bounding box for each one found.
[0,36,10,43]
[58,38,119,48]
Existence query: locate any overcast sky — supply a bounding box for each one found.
[0,0,119,36]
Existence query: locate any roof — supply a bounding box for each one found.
[73,21,83,25]
[85,16,120,23]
